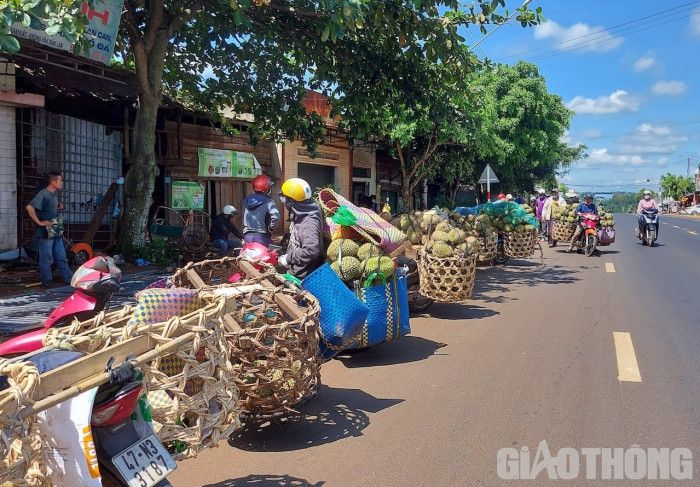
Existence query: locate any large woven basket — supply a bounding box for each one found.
[171,258,323,418]
[503,230,539,259]
[477,234,498,262]
[170,257,275,288]
[42,292,240,461]
[418,251,477,303]
[552,220,576,242]
[214,285,322,418]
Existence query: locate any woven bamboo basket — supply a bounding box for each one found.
[552,220,576,242]
[418,251,477,303]
[217,285,321,418]
[477,234,498,262]
[171,258,323,418]
[170,256,275,289]
[42,292,240,461]
[503,230,539,259]
[0,360,43,487]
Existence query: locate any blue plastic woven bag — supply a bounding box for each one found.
[302,263,369,360]
[347,270,411,349]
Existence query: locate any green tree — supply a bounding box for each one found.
[0,0,90,54]
[660,173,693,201]
[467,62,585,194]
[115,0,541,246]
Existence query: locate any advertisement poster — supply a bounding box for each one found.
[11,0,125,66]
[197,148,262,179]
[172,181,205,210]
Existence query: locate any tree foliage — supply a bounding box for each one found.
[0,0,90,54]
[466,62,584,194]
[659,173,694,201]
[603,189,658,213]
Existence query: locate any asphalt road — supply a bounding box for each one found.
[169,213,699,486]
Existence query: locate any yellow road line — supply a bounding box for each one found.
[613,332,642,383]
[605,263,616,273]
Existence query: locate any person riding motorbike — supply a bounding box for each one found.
[211,205,243,256]
[277,178,324,279]
[636,190,660,238]
[243,174,281,247]
[569,194,599,252]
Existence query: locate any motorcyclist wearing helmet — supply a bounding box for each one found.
[211,205,243,256]
[277,178,324,279]
[636,189,659,237]
[569,194,599,252]
[243,174,280,247]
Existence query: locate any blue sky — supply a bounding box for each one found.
[464,0,700,194]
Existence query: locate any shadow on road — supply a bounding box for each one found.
[472,263,579,303]
[228,385,403,452]
[334,336,448,368]
[203,474,325,487]
[426,303,499,320]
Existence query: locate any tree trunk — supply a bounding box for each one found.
[119,95,160,249]
[117,30,169,251]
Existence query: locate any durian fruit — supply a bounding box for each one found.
[358,242,383,260]
[406,229,422,245]
[362,256,395,277]
[447,228,467,245]
[337,256,362,281]
[282,378,296,391]
[330,261,341,275]
[435,220,454,233]
[431,230,451,243]
[420,214,442,232]
[428,241,454,258]
[327,238,360,262]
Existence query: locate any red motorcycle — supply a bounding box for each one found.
[570,213,600,257]
[0,256,122,356]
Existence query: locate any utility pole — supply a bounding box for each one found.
[688,157,691,179]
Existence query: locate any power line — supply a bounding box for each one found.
[497,1,700,61]
[527,9,700,62]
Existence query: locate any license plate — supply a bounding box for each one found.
[112,434,176,487]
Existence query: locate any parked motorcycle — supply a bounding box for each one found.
[0,350,175,486]
[570,213,600,256]
[0,256,122,356]
[395,255,434,312]
[637,209,659,247]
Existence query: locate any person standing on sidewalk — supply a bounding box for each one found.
[26,172,73,288]
[243,175,280,247]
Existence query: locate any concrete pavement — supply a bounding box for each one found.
[170,213,699,486]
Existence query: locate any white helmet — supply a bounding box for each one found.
[223,204,237,215]
[506,194,513,201]
[643,190,652,196]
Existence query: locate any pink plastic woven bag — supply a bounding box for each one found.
[318,188,406,252]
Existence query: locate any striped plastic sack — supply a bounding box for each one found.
[318,188,406,252]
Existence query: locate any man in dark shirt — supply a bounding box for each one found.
[211,204,243,256]
[569,194,599,252]
[26,172,73,288]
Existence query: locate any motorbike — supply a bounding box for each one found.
[493,234,509,265]
[570,213,600,257]
[637,209,659,247]
[0,350,176,486]
[0,256,122,356]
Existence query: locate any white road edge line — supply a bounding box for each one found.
[672,225,681,229]
[605,263,615,273]
[689,231,697,236]
[613,332,642,383]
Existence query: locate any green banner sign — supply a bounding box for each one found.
[197,148,262,179]
[171,181,205,210]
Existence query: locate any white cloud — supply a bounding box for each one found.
[567,90,640,115]
[581,128,604,139]
[585,148,645,166]
[651,80,687,96]
[534,20,624,52]
[633,54,656,72]
[617,123,688,154]
[692,7,700,36]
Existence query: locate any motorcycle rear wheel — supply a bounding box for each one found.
[584,235,597,257]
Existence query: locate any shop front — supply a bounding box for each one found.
[282,139,351,198]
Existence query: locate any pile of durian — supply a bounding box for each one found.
[424,220,480,259]
[327,238,395,283]
[390,211,446,245]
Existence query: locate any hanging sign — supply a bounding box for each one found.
[171,181,205,210]
[197,148,262,179]
[11,0,125,66]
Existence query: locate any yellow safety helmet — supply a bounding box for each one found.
[280,178,312,203]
